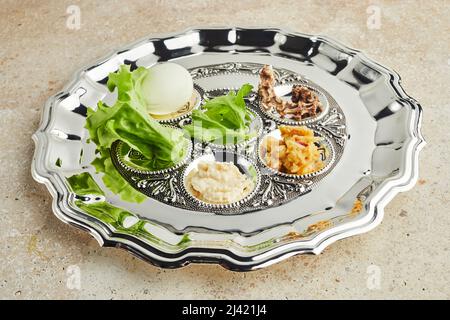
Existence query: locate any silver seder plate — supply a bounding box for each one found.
[32,27,424,271]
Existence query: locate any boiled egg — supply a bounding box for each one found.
[141,62,193,115]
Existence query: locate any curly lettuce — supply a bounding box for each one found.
[85,65,189,203]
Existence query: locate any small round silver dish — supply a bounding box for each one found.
[258,127,335,179]
[259,83,329,126]
[150,84,204,124]
[113,132,193,175]
[182,151,261,210]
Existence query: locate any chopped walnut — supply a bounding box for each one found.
[258,65,286,112]
[258,65,322,120]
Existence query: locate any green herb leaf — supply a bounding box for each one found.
[184,83,254,143]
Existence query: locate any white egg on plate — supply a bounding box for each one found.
[141,62,193,115]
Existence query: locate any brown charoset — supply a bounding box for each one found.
[258,65,322,120]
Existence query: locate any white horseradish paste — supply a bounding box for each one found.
[186,161,254,204]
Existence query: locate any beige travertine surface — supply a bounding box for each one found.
[1,0,449,300]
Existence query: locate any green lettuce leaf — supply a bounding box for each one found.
[85,65,189,203]
[184,83,254,143]
[184,110,252,144]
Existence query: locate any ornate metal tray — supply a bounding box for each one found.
[32,27,424,271]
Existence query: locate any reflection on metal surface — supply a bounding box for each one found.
[312,108,347,146]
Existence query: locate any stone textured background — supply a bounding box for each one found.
[1,0,449,299]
